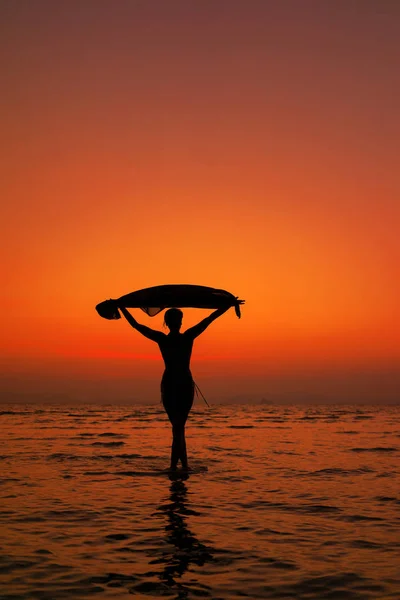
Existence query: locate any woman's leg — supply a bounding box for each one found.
[162,376,194,469]
[180,431,189,469]
[178,380,194,469]
[161,378,178,469]
[171,421,187,469]
[176,422,188,469]
[170,423,181,470]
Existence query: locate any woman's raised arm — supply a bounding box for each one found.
[118,306,164,343]
[184,306,230,340]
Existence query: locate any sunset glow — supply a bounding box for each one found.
[1,2,399,403]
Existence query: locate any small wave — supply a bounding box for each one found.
[350,447,398,453]
[14,515,46,523]
[117,469,174,477]
[48,452,80,461]
[66,413,87,417]
[75,432,128,441]
[56,452,161,462]
[229,425,254,429]
[256,527,293,536]
[44,508,101,520]
[300,503,341,514]
[113,453,142,459]
[130,581,184,595]
[342,514,384,522]
[82,572,139,586]
[91,441,125,447]
[104,533,131,541]
[350,539,383,549]
[354,415,373,419]
[117,465,208,477]
[0,477,20,484]
[308,467,373,477]
[279,572,382,598]
[238,500,340,514]
[259,556,298,569]
[0,559,36,573]
[375,496,400,504]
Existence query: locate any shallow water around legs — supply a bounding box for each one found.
[1,403,400,599]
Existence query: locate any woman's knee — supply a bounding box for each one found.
[172,422,185,436]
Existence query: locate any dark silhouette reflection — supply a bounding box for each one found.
[152,473,214,599]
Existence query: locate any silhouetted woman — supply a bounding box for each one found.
[116,304,230,470]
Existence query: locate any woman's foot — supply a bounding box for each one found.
[180,464,192,472]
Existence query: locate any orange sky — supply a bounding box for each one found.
[1,2,399,403]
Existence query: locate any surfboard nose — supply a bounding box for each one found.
[95,300,121,320]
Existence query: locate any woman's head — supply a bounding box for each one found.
[164,308,183,331]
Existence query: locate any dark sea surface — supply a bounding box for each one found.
[1,403,399,599]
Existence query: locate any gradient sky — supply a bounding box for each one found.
[1,1,399,403]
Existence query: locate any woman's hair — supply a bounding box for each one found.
[164,308,183,329]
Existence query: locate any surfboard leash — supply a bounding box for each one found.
[194,382,210,407]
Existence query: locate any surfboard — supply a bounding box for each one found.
[96,284,243,320]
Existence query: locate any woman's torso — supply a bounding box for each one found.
[158,332,193,376]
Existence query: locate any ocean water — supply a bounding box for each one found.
[1,403,399,600]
